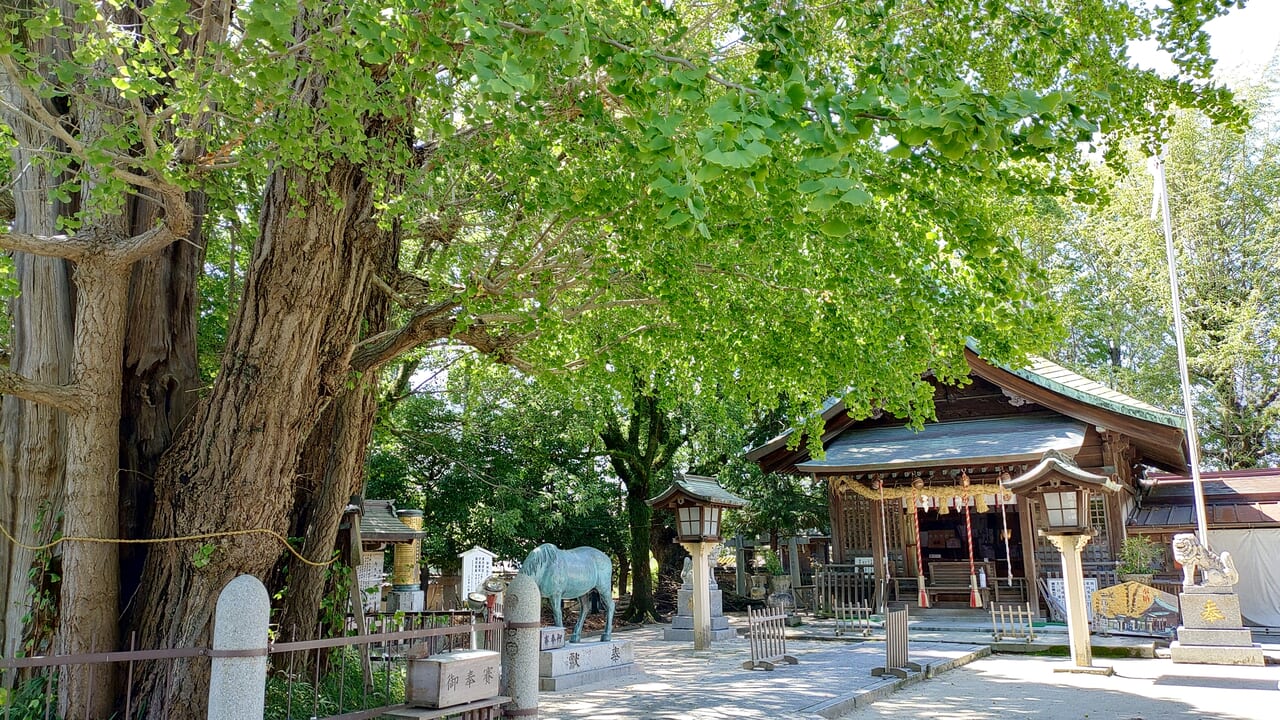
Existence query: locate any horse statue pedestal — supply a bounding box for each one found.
[538,637,636,690]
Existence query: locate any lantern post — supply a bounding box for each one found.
[1003,456,1120,675]
[648,474,748,650]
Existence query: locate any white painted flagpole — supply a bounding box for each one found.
[1152,155,1211,547]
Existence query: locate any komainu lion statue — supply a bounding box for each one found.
[1171,533,1238,588]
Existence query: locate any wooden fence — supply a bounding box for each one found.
[813,565,876,616]
[741,606,797,671]
[990,602,1037,642]
[870,605,920,679]
[834,603,873,637]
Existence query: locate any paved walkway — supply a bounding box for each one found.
[837,655,1280,720]
[537,617,1280,720]
[538,624,987,719]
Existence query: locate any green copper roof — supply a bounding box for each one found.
[647,473,749,509]
[1010,355,1184,429]
[359,500,426,543]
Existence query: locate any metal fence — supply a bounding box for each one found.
[0,613,502,720]
[1,631,212,720]
[267,612,503,720]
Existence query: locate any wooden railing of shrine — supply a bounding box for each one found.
[813,564,875,616]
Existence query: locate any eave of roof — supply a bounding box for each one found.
[795,414,1086,474]
[1129,502,1280,530]
[647,473,750,508]
[744,398,845,462]
[957,338,1184,429]
[1003,455,1122,494]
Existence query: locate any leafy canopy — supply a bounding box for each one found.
[1,0,1247,439]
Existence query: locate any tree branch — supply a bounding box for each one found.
[0,228,96,260]
[0,184,192,265]
[0,369,86,412]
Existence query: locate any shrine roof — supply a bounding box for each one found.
[358,499,426,543]
[1001,351,1183,430]
[1128,469,1280,530]
[648,473,749,509]
[795,414,1086,474]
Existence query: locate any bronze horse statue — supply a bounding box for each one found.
[518,543,615,642]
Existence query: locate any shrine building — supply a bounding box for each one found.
[746,343,1189,616]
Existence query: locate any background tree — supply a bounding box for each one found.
[1024,92,1280,468]
[365,355,627,573]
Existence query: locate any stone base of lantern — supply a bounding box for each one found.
[662,588,737,642]
[388,590,425,613]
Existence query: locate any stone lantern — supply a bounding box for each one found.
[648,474,748,649]
[1004,455,1119,674]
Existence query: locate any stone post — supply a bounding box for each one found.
[682,542,712,650]
[787,536,802,593]
[501,573,540,718]
[207,575,269,720]
[733,534,747,597]
[1046,534,1109,673]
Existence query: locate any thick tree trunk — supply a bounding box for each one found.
[622,476,656,622]
[275,211,397,646]
[0,11,74,658]
[131,148,385,715]
[118,192,207,606]
[601,386,686,623]
[275,381,381,642]
[57,262,128,719]
[0,255,72,660]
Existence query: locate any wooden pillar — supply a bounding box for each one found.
[1102,431,1135,556]
[825,475,846,564]
[870,495,887,612]
[902,508,919,577]
[1018,495,1040,616]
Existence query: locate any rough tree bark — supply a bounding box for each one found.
[130,90,400,710]
[118,189,207,610]
[0,0,74,661]
[274,200,399,646]
[275,381,382,641]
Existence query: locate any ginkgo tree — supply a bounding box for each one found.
[0,0,1246,714]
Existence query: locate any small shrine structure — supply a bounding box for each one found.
[747,344,1190,615]
[342,498,426,612]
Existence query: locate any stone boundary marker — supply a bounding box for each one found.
[208,575,270,720]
